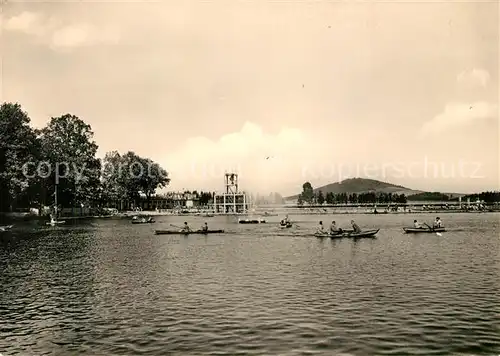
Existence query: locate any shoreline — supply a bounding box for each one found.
[1,209,498,222]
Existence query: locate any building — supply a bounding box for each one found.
[213,173,248,214]
[111,191,199,211]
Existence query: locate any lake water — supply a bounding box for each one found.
[1,213,499,355]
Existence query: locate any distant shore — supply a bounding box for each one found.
[1,208,498,222]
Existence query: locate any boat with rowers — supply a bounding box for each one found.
[131,216,155,224]
[403,227,446,233]
[238,218,266,224]
[280,222,293,228]
[279,215,293,228]
[403,217,445,233]
[155,229,224,235]
[315,229,379,238]
[314,220,378,238]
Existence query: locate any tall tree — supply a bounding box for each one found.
[39,114,101,208]
[317,190,325,205]
[325,192,334,205]
[301,182,314,204]
[101,150,169,208]
[0,102,40,211]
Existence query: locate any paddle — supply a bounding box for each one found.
[424,222,442,236]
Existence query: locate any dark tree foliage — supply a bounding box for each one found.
[0,103,40,211]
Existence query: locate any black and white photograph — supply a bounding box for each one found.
[1,0,499,355]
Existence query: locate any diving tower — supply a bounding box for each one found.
[213,172,248,214]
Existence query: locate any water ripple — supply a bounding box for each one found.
[0,213,499,355]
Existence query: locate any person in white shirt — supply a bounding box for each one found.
[433,217,442,228]
[317,221,325,233]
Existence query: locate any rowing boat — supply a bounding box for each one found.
[131,219,155,224]
[155,229,225,235]
[279,223,293,229]
[315,229,379,238]
[238,219,266,224]
[403,227,446,233]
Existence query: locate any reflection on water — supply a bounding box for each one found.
[1,213,499,355]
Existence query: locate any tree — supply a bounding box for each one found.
[301,182,314,204]
[101,150,169,209]
[317,190,325,205]
[325,192,334,205]
[101,151,128,208]
[39,114,101,208]
[297,194,304,206]
[0,102,40,211]
[198,191,213,206]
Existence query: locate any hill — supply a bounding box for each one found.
[285,178,423,200]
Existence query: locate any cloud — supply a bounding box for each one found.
[2,11,120,51]
[50,23,120,50]
[420,101,498,137]
[160,122,319,193]
[2,11,49,36]
[457,68,491,87]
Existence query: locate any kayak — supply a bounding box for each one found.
[315,229,379,238]
[155,229,225,235]
[238,219,266,224]
[0,225,13,232]
[132,219,155,224]
[403,227,446,233]
[46,220,66,226]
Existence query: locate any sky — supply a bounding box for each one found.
[1,0,498,196]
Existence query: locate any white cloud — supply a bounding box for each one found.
[420,101,498,137]
[2,11,120,51]
[160,122,319,193]
[3,11,51,36]
[457,68,491,87]
[50,23,120,50]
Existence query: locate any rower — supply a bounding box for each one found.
[413,219,422,228]
[330,221,340,233]
[351,220,362,233]
[317,221,325,233]
[201,222,208,232]
[180,222,191,232]
[433,217,442,228]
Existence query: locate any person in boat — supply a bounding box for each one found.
[351,220,362,233]
[413,219,423,228]
[201,222,208,232]
[147,217,154,223]
[180,222,192,232]
[317,221,325,233]
[329,221,341,234]
[433,217,442,228]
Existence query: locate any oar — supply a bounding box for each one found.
[424,223,442,236]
